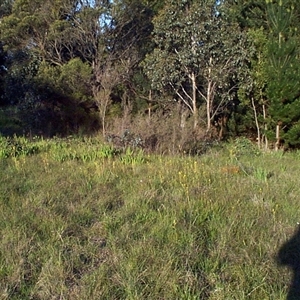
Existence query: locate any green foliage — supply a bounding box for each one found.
[119,147,146,165]
[238,28,268,106]
[143,0,248,130]
[265,1,300,147]
[230,0,300,148]
[98,144,118,159]
[226,138,274,181]
[1,49,40,105]
[228,137,261,159]
[47,137,119,162]
[0,0,13,18]
[36,59,92,103]
[252,166,271,181]
[235,27,269,139]
[0,135,148,164]
[0,136,120,162]
[0,0,100,135]
[0,108,24,135]
[2,0,300,148]
[282,121,300,147]
[225,0,267,29]
[0,135,42,158]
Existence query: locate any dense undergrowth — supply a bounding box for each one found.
[0,135,298,299]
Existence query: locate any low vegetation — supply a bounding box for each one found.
[0,135,298,299]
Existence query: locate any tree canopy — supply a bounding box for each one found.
[1,0,300,149]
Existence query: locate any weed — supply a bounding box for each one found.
[98,144,118,159]
[119,147,145,165]
[0,135,42,159]
[253,167,272,181]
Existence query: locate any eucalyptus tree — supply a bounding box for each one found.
[143,0,247,132]
[0,0,156,134]
[0,0,97,133]
[84,0,155,134]
[0,0,12,19]
[233,16,271,149]
[1,0,83,65]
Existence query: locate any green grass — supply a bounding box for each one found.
[0,135,298,299]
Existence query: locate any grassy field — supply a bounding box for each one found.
[0,135,299,299]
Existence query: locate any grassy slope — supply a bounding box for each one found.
[0,137,298,299]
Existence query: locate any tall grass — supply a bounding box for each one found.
[0,135,298,299]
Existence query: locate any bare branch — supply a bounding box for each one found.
[169,82,193,112]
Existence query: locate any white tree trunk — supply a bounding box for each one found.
[275,124,280,151]
[206,57,213,131]
[251,97,261,148]
[191,72,198,129]
[262,103,268,150]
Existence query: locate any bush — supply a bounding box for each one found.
[107,107,216,155]
[228,137,261,158]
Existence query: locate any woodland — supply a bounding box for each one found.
[1,0,300,151]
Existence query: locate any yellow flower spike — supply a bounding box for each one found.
[172,219,177,227]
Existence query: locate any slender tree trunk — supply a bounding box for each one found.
[92,60,121,137]
[148,90,152,124]
[96,88,111,138]
[251,97,261,148]
[191,36,198,129]
[206,57,213,131]
[275,123,280,151]
[191,72,198,129]
[262,103,268,150]
[206,80,212,131]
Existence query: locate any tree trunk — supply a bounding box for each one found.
[148,90,152,124]
[275,123,280,151]
[191,72,198,129]
[94,88,111,137]
[251,97,261,148]
[262,103,268,150]
[206,57,213,131]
